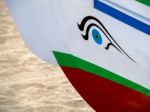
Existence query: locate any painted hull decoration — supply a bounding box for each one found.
[77,16,136,62]
[5,0,150,111]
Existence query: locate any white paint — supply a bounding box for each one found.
[104,0,150,24]
[5,0,150,89]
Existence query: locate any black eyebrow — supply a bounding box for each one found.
[78,16,136,63]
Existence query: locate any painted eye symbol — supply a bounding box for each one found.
[77,16,136,63]
[92,29,103,45]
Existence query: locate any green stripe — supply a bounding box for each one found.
[136,0,150,6]
[53,51,150,96]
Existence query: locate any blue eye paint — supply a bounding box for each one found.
[92,29,102,45]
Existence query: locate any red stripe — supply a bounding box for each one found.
[61,66,150,112]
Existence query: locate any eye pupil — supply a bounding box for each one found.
[96,35,98,39]
[92,29,102,45]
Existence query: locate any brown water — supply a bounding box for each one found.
[0,0,94,111]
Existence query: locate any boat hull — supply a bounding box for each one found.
[53,51,150,112]
[61,66,150,112]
